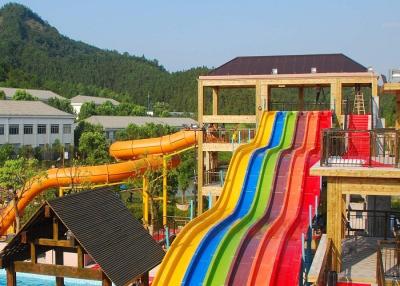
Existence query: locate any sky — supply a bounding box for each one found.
[1,0,399,74]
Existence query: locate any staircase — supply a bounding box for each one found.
[346,115,370,160]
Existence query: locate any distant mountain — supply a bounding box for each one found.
[0,3,210,112]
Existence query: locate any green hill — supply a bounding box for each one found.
[0,3,209,112]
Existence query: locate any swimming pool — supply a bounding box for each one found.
[0,269,102,286]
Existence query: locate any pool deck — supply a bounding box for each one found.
[339,236,378,284]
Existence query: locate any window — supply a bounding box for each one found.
[37,124,46,134]
[63,124,72,134]
[9,124,19,135]
[0,124,4,135]
[51,124,59,134]
[24,124,33,134]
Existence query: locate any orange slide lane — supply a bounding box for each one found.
[0,130,198,235]
[247,112,319,286]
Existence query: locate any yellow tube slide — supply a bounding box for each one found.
[152,112,276,286]
[0,129,199,235]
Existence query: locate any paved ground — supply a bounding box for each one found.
[340,236,379,284]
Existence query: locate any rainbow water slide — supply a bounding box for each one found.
[203,111,297,286]
[182,111,289,285]
[273,111,331,286]
[152,111,276,286]
[226,111,309,285]
[248,111,321,285]
[0,130,198,235]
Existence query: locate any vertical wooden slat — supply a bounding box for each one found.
[212,87,218,115]
[197,80,204,214]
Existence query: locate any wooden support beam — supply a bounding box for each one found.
[212,87,218,115]
[36,238,75,248]
[6,263,16,286]
[396,92,400,130]
[20,231,28,244]
[326,177,342,272]
[255,80,262,126]
[30,242,36,264]
[13,261,103,280]
[202,115,256,124]
[53,218,59,240]
[197,81,204,215]
[44,205,51,218]
[77,246,84,269]
[141,272,149,286]
[55,248,64,286]
[299,86,304,111]
[102,273,112,286]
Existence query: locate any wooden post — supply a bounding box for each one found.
[197,81,204,214]
[30,242,37,264]
[332,80,343,126]
[299,86,304,111]
[212,87,218,115]
[55,249,64,286]
[396,92,400,130]
[53,218,59,240]
[255,80,262,127]
[141,272,149,286]
[77,246,84,269]
[6,263,16,286]
[326,177,342,272]
[102,272,112,286]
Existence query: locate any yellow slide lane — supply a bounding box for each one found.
[152,112,276,286]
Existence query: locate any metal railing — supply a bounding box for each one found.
[321,129,400,168]
[152,215,191,243]
[269,101,331,111]
[203,128,255,144]
[203,169,227,186]
[377,240,400,283]
[345,209,400,239]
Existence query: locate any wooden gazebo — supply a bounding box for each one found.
[0,188,164,286]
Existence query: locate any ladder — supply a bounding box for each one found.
[353,91,366,115]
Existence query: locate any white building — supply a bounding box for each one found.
[70,95,120,114]
[84,115,198,141]
[0,87,65,102]
[0,101,75,148]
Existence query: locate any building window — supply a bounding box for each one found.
[0,124,4,135]
[38,124,46,134]
[51,124,59,134]
[63,124,72,134]
[24,124,33,134]
[9,124,19,135]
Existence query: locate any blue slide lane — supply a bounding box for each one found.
[181,111,286,286]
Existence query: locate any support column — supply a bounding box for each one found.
[197,81,204,214]
[299,87,304,111]
[396,92,400,130]
[55,250,64,286]
[102,273,112,286]
[6,263,16,286]
[331,80,343,126]
[212,87,218,115]
[255,81,262,128]
[327,177,342,272]
[162,157,167,226]
[142,176,149,227]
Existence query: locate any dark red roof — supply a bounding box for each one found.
[209,54,367,76]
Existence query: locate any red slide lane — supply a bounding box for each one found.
[247,112,320,286]
[273,112,331,285]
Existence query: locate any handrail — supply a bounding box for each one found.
[308,235,333,286]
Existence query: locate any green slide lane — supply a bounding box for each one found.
[204,111,297,285]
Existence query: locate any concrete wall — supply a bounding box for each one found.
[0,117,74,147]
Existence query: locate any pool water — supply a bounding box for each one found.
[0,269,101,286]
